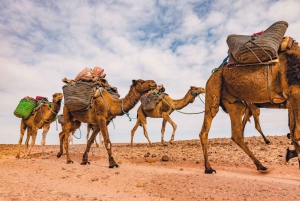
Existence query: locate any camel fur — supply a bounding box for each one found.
[199,41,300,174]
[16,93,63,159]
[57,79,157,167]
[131,86,205,147]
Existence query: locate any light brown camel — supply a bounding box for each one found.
[199,41,300,173]
[131,86,205,147]
[57,79,157,167]
[16,93,63,159]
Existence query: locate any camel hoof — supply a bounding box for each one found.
[265,140,271,144]
[257,167,269,173]
[15,155,20,159]
[284,147,298,164]
[67,160,73,164]
[204,169,216,174]
[57,153,62,158]
[109,164,119,168]
[81,161,90,165]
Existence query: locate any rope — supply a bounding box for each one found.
[73,127,82,139]
[121,98,134,121]
[152,90,205,115]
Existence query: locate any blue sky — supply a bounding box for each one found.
[1,0,300,145]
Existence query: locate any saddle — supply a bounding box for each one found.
[140,85,165,111]
[227,21,288,64]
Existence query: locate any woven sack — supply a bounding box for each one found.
[140,93,159,111]
[227,21,288,64]
[63,81,95,112]
[14,98,37,119]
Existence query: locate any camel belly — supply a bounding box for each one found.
[222,64,283,103]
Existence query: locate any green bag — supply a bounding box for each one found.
[14,99,37,119]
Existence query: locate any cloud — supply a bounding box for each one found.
[0,0,297,145]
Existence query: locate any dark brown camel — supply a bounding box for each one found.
[16,93,63,159]
[57,79,157,167]
[199,41,300,173]
[131,86,205,147]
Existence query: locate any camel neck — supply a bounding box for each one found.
[120,86,141,113]
[171,91,194,110]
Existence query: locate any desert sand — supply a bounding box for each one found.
[0,135,299,201]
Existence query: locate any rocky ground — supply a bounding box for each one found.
[0,135,300,201]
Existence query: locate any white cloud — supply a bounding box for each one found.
[0,0,298,145]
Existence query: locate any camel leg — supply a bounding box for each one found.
[161,119,167,144]
[131,118,141,147]
[140,119,153,146]
[222,99,268,172]
[99,131,104,146]
[24,127,32,156]
[24,128,38,159]
[250,106,270,144]
[57,130,65,158]
[81,126,100,165]
[16,120,27,158]
[98,119,118,168]
[94,135,99,147]
[199,107,217,174]
[162,113,177,144]
[41,123,50,155]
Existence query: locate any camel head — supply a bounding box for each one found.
[188,86,205,103]
[132,79,157,94]
[52,93,63,103]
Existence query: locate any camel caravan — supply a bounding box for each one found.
[13,20,300,174]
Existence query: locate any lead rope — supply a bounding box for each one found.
[267,64,272,102]
[121,98,134,121]
[99,89,115,129]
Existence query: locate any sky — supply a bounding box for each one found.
[1,0,300,145]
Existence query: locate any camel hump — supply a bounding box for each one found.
[227,21,288,64]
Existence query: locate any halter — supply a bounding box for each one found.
[190,91,200,97]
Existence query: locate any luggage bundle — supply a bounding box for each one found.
[62,66,120,112]
[227,21,289,64]
[63,81,96,112]
[14,95,52,119]
[140,85,165,111]
[14,97,37,119]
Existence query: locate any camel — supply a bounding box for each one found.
[16,93,63,159]
[131,86,205,147]
[57,79,157,168]
[199,40,300,173]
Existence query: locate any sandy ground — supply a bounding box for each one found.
[0,135,300,201]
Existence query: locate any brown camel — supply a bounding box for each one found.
[57,79,157,167]
[16,93,63,159]
[199,40,300,173]
[131,86,205,147]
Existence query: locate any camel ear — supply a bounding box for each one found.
[190,86,196,90]
[132,80,137,85]
[53,94,56,98]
